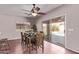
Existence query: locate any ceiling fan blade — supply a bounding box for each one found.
[22,9,31,12]
[24,13,32,15]
[38,12,46,15]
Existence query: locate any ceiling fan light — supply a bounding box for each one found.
[32,13,37,16]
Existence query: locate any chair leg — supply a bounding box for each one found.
[42,43,44,53]
[29,47,31,53]
[26,44,28,52]
[36,46,38,54]
[28,44,31,54]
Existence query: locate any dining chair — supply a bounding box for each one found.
[21,32,32,53]
[24,32,38,54]
[24,32,33,53]
[25,34,33,53]
[21,32,25,45]
[36,31,44,53]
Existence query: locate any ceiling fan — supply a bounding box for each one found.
[22,4,46,16]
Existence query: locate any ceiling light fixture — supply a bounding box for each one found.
[32,13,37,16]
[22,4,46,16]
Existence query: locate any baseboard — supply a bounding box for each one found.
[65,47,79,54]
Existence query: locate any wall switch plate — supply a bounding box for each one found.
[68,28,74,32]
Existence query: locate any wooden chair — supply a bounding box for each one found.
[21,32,25,45]
[36,31,44,53]
[24,32,38,54]
[24,33,33,53]
[21,32,32,53]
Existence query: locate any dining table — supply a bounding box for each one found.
[24,31,37,45]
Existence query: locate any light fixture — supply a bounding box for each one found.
[32,13,37,16]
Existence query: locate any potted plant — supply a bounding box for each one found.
[31,24,37,32]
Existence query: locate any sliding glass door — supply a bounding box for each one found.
[42,16,65,47]
[50,21,65,47]
[42,21,51,41]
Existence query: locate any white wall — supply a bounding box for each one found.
[36,5,66,31]
[36,5,79,53]
[0,14,29,40]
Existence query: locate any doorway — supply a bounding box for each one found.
[42,16,65,47]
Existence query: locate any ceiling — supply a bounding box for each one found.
[0,4,62,18]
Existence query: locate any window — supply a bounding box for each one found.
[16,22,31,31]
